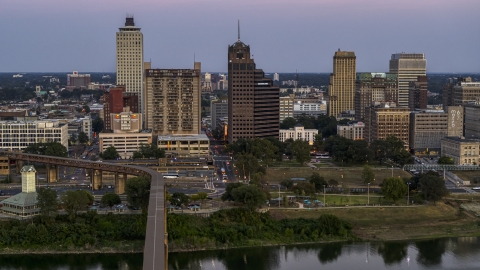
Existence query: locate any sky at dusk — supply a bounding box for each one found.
[1,0,479,73]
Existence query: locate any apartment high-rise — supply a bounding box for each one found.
[389,53,426,107]
[227,29,279,143]
[116,16,144,115]
[354,73,398,122]
[328,50,356,119]
[144,62,201,136]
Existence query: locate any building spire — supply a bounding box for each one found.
[238,20,240,41]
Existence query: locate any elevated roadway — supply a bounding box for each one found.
[1,152,167,270]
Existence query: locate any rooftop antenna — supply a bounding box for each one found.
[238,20,240,41]
[194,53,196,62]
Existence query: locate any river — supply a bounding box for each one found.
[1,237,480,269]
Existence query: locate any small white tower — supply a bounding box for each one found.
[21,165,37,193]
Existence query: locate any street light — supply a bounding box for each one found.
[323,185,326,206]
[367,182,370,205]
[407,182,411,205]
[391,166,393,178]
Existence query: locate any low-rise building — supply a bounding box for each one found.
[0,120,68,151]
[1,165,39,218]
[441,136,480,165]
[279,124,318,145]
[365,103,410,148]
[157,133,210,158]
[293,100,327,117]
[99,131,152,159]
[410,106,463,156]
[337,121,365,140]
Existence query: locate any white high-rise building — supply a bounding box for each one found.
[273,73,280,81]
[389,53,426,108]
[116,16,144,115]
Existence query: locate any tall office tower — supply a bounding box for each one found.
[144,62,201,136]
[116,16,144,115]
[273,73,280,81]
[228,29,279,143]
[328,50,356,119]
[442,77,459,108]
[355,73,398,122]
[408,76,428,110]
[103,86,139,131]
[389,53,426,107]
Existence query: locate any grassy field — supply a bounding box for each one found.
[451,171,480,185]
[270,202,480,241]
[265,167,411,187]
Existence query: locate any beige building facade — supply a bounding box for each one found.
[0,120,68,151]
[441,137,480,165]
[337,121,365,140]
[157,134,210,158]
[279,124,318,145]
[365,104,410,148]
[110,107,142,133]
[280,96,294,121]
[99,132,152,159]
[328,50,356,119]
[116,16,144,113]
[389,53,426,108]
[144,63,201,136]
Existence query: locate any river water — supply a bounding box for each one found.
[1,237,480,269]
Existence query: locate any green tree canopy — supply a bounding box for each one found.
[100,146,120,160]
[438,156,454,165]
[280,179,294,190]
[78,131,89,144]
[61,190,92,218]
[125,176,151,213]
[361,165,375,184]
[290,139,311,165]
[169,192,190,208]
[92,117,104,133]
[291,182,316,196]
[280,117,297,129]
[132,143,165,159]
[23,142,68,157]
[100,193,121,209]
[418,172,449,205]
[196,192,208,206]
[37,187,58,217]
[221,182,244,201]
[309,173,327,192]
[231,185,267,211]
[381,177,408,203]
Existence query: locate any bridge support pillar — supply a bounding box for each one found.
[92,169,102,190]
[15,160,23,174]
[114,172,126,195]
[46,164,58,183]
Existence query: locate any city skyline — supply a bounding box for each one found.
[1,0,479,73]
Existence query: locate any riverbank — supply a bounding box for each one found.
[269,201,480,241]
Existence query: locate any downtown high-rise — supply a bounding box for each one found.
[227,31,279,143]
[328,50,356,119]
[116,16,144,115]
[389,53,426,107]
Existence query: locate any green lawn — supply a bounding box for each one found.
[265,167,411,187]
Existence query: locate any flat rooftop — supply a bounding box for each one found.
[157,133,209,141]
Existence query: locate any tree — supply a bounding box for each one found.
[132,143,165,159]
[61,190,91,218]
[291,182,316,196]
[100,193,121,209]
[309,173,327,192]
[169,192,190,208]
[196,192,208,206]
[221,182,244,201]
[381,177,408,203]
[23,142,68,157]
[70,133,77,145]
[234,152,259,179]
[83,105,91,114]
[37,187,58,217]
[231,185,267,211]
[280,179,294,190]
[78,131,89,144]
[92,117,104,133]
[100,146,120,160]
[290,139,311,165]
[125,176,151,213]
[418,173,449,205]
[328,179,339,187]
[438,156,454,165]
[361,165,375,184]
[211,127,224,140]
[280,117,297,129]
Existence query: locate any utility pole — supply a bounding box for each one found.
[323,185,326,206]
[407,182,411,205]
[367,183,370,205]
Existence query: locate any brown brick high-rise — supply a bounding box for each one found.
[227,36,279,143]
